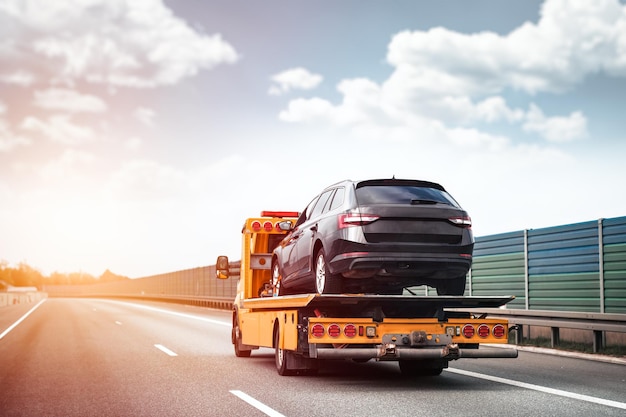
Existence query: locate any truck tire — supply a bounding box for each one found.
[315,249,342,294]
[436,276,466,296]
[233,314,252,358]
[274,327,295,376]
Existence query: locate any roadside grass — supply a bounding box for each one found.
[509,335,626,357]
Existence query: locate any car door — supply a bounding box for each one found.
[294,189,335,275]
[280,196,318,279]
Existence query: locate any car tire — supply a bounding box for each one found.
[436,276,466,296]
[272,261,284,296]
[315,249,342,294]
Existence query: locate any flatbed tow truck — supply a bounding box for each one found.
[217,211,518,376]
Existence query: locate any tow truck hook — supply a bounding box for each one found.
[380,343,397,357]
[444,343,460,359]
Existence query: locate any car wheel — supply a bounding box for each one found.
[315,249,342,294]
[436,276,466,296]
[272,261,283,296]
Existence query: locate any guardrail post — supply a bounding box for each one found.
[550,327,560,348]
[593,331,605,353]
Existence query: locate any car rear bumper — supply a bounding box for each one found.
[328,251,472,280]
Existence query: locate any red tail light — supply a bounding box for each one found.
[462,324,475,338]
[251,221,262,232]
[338,211,380,229]
[344,324,357,338]
[449,216,472,228]
[311,324,325,338]
[477,324,490,338]
[263,221,273,232]
[492,324,506,338]
[328,324,341,337]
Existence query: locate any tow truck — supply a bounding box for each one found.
[217,211,518,376]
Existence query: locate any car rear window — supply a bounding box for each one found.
[355,185,460,207]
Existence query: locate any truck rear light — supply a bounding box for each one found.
[251,221,262,232]
[344,324,357,338]
[492,324,506,338]
[449,216,472,228]
[338,211,380,229]
[263,221,273,232]
[328,324,341,338]
[462,324,475,338]
[311,323,325,338]
[477,324,490,338]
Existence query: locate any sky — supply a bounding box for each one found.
[1,0,625,278]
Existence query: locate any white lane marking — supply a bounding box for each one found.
[0,298,47,341]
[447,368,626,410]
[154,344,178,356]
[96,300,230,327]
[230,390,286,417]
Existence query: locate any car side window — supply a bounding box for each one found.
[328,187,345,211]
[295,196,318,227]
[309,190,334,220]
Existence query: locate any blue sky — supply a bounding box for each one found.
[1,0,625,278]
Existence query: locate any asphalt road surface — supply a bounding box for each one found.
[1,298,625,417]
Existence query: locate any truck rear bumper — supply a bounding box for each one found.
[309,343,518,361]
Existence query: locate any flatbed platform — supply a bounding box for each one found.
[242,294,515,318]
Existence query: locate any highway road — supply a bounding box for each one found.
[1,298,625,417]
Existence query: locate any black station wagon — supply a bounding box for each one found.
[271,178,474,296]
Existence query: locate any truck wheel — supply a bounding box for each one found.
[233,315,252,358]
[274,327,295,376]
[315,249,342,294]
[436,276,466,296]
[399,360,444,376]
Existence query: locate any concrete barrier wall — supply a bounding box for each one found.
[0,292,47,307]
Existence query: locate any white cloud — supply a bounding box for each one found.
[0,71,35,86]
[107,159,186,201]
[269,67,323,95]
[34,88,107,112]
[134,107,156,127]
[386,0,626,96]
[40,148,95,183]
[0,0,239,88]
[21,114,95,145]
[0,118,31,151]
[279,0,618,146]
[523,103,588,142]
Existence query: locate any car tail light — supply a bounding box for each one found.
[338,211,380,228]
[328,324,341,337]
[344,324,357,338]
[311,324,325,338]
[449,216,472,228]
[251,221,262,232]
[477,324,490,338]
[263,221,273,232]
[492,324,506,338]
[462,324,475,338]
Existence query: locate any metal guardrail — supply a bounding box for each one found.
[459,307,626,352]
[46,292,234,312]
